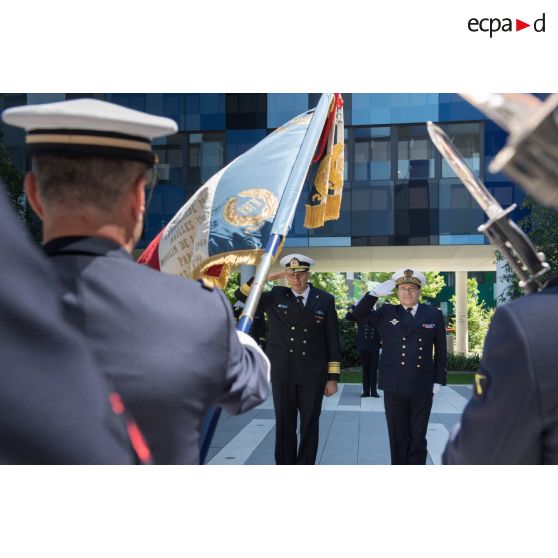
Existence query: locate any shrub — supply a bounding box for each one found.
[448,352,481,372]
[449,278,494,352]
[338,317,360,368]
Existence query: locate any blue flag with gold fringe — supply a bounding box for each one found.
[139,96,345,288]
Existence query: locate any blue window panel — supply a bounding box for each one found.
[184,94,225,131]
[491,184,514,207]
[486,181,527,221]
[162,94,181,126]
[225,129,267,163]
[109,93,146,112]
[143,184,185,245]
[351,182,394,236]
[351,94,439,126]
[354,127,391,180]
[438,94,485,122]
[440,122,481,178]
[397,124,436,180]
[187,132,224,193]
[284,236,309,247]
[439,180,485,235]
[29,93,65,104]
[267,94,309,128]
[141,94,226,131]
[439,234,485,245]
[438,208,485,235]
[226,94,267,129]
[483,120,511,182]
[309,237,351,247]
[144,94,165,118]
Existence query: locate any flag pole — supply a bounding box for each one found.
[199,94,334,464]
[238,93,334,333]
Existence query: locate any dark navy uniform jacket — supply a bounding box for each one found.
[236,280,341,386]
[0,192,135,464]
[351,295,447,399]
[233,305,267,349]
[44,236,270,464]
[346,305,381,352]
[444,280,558,464]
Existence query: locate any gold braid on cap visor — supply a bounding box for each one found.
[395,276,422,287]
[26,133,152,152]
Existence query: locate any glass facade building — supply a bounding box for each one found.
[0,93,526,253]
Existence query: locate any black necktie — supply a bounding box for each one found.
[406,307,414,320]
[296,295,304,312]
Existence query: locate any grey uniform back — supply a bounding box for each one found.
[0,192,135,464]
[44,236,269,464]
[444,280,558,464]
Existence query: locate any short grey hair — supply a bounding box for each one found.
[32,155,148,214]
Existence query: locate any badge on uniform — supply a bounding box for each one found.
[389,319,399,326]
[277,304,288,309]
[315,309,325,316]
[422,323,435,329]
[474,372,490,401]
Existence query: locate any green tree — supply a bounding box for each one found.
[0,130,24,220]
[224,272,240,305]
[309,271,349,307]
[449,277,494,352]
[0,131,42,242]
[498,196,558,302]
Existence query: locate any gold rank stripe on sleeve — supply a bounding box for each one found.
[240,283,252,296]
[328,362,341,374]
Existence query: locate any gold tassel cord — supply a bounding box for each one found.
[304,203,327,229]
[304,99,345,229]
[324,143,345,221]
[325,194,342,221]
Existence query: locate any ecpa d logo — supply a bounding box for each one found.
[468,13,546,37]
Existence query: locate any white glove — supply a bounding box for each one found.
[371,279,396,297]
[433,383,441,396]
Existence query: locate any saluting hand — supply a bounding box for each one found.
[371,279,396,297]
[324,380,338,397]
[267,271,285,281]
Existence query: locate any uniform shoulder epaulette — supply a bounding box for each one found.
[198,278,214,291]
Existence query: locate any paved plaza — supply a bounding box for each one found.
[206,383,472,465]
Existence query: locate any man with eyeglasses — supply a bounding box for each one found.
[350,269,447,465]
[1,98,270,464]
[236,253,341,464]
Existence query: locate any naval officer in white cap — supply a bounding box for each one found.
[350,269,447,465]
[2,98,270,464]
[236,253,341,464]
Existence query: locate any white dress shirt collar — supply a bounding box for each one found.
[291,285,310,306]
[402,302,419,317]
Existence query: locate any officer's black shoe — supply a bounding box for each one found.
[371,392,380,398]
[360,392,370,398]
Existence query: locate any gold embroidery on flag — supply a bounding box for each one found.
[223,188,279,234]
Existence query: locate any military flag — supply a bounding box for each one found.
[138,94,345,288]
